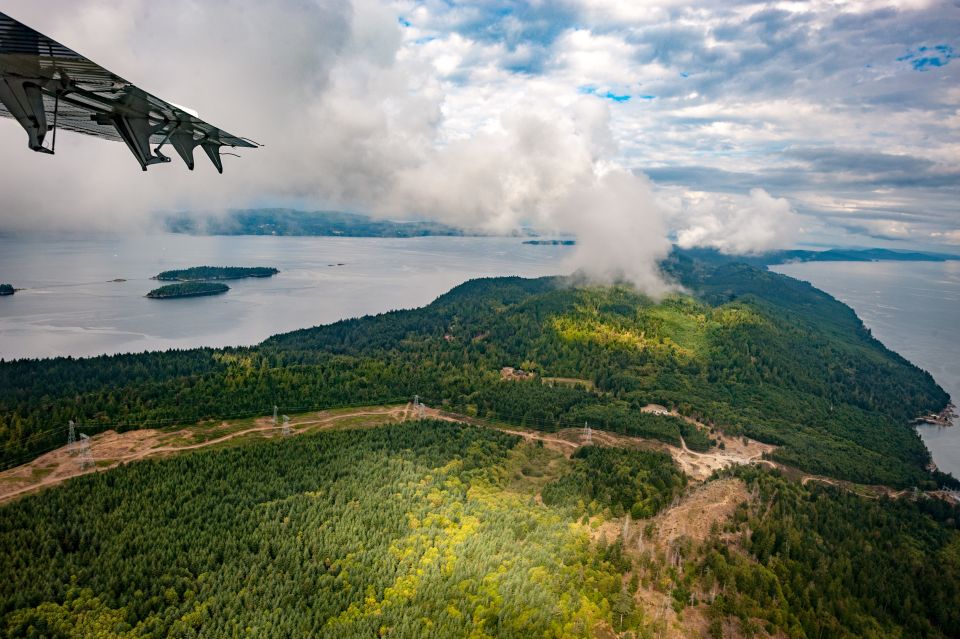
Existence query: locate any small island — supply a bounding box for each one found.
[154,266,279,281]
[0,284,14,296]
[146,282,229,299]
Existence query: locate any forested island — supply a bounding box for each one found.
[1,255,958,637]
[0,284,13,296]
[523,239,577,245]
[145,282,229,299]
[154,266,279,281]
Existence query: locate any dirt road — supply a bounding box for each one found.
[0,402,778,504]
[0,405,408,504]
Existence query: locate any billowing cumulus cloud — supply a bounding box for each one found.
[673,188,799,255]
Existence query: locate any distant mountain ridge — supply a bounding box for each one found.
[161,211,960,265]
[678,246,958,266]
[163,209,470,238]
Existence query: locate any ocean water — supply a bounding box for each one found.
[0,234,572,360]
[773,260,960,478]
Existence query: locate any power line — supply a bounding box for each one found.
[77,433,94,470]
[0,397,413,471]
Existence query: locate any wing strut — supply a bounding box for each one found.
[0,77,53,153]
[170,130,200,170]
[201,141,224,174]
[0,10,259,172]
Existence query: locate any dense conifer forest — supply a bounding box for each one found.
[2,421,958,638]
[0,256,948,488]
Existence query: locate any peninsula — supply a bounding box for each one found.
[2,257,958,638]
[0,284,13,296]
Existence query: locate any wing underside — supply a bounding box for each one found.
[0,11,257,172]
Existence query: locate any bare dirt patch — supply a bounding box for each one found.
[0,405,409,504]
[0,429,163,504]
[429,407,775,480]
[674,432,776,481]
[652,478,750,548]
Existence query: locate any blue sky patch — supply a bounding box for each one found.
[398,16,412,27]
[897,44,955,71]
[576,86,631,102]
[603,91,631,102]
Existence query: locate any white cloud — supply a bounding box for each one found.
[843,219,915,240]
[674,188,800,254]
[930,229,960,244]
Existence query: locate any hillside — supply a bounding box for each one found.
[0,257,950,487]
[1,417,958,638]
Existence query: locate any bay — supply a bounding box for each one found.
[0,234,571,360]
[773,260,960,479]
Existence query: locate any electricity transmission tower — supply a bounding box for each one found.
[77,433,94,470]
[67,420,76,450]
[272,405,278,426]
[583,421,592,444]
[281,415,291,436]
[413,394,425,418]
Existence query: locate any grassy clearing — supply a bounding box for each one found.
[503,441,570,497]
[542,376,596,390]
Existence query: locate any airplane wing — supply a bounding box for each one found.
[0,11,258,172]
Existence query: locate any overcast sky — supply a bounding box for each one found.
[1,0,958,259]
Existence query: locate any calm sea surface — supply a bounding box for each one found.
[773,261,960,479]
[0,234,571,360]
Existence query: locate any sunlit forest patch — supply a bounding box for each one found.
[0,422,650,638]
